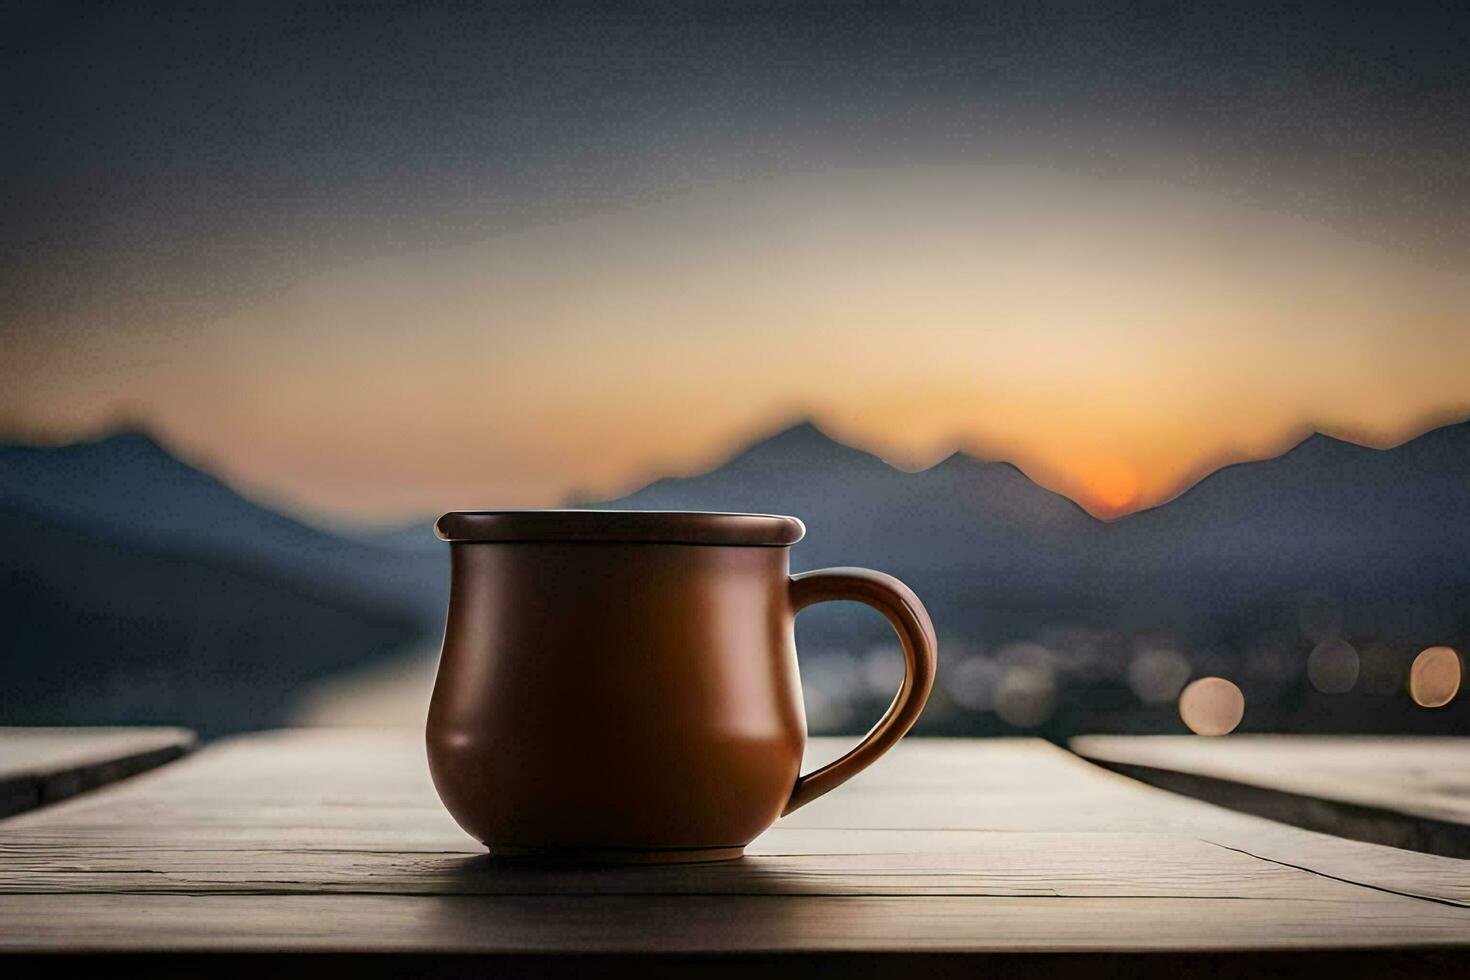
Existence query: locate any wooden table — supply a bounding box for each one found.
[0,726,195,818]
[1072,735,1470,859]
[2,731,1468,976]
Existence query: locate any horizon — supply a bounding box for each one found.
[11,407,1469,529]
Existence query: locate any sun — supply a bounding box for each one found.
[1084,459,1143,517]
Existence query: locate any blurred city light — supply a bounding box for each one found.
[1127,647,1192,703]
[945,656,1002,712]
[994,665,1056,728]
[993,643,1057,727]
[1409,646,1462,708]
[1307,638,1359,694]
[862,645,905,697]
[799,651,861,731]
[1178,677,1245,736]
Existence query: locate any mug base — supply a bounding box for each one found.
[484,843,746,865]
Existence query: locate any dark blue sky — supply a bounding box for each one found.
[5,1,1469,333]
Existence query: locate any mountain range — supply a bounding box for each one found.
[593,419,1470,629]
[584,422,1097,584]
[0,432,444,734]
[2,417,1466,735]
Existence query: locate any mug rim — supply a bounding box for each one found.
[434,509,805,547]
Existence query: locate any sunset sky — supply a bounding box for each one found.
[4,3,1468,522]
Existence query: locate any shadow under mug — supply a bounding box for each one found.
[427,510,937,863]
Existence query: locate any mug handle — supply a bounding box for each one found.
[782,567,938,815]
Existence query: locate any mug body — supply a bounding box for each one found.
[427,512,808,862]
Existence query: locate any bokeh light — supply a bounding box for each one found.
[945,656,1002,712]
[862,645,904,697]
[1127,647,1192,704]
[798,651,861,731]
[1409,646,1462,708]
[1307,638,1359,694]
[993,642,1056,728]
[1178,677,1245,736]
[994,666,1056,727]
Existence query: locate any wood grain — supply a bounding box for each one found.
[4,892,1469,952]
[1071,735,1470,858]
[0,730,1467,965]
[0,726,195,817]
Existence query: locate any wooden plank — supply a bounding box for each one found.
[3,950,1465,980]
[0,730,1467,961]
[0,831,1370,899]
[3,893,1470,953]
[1071,735,1470,859]
[0,726,195,818]
[785,739,1470,906]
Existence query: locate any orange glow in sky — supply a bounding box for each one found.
[1083,461,1144,518]
[3,167,1467,524]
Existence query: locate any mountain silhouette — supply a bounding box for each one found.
[0,431,445,622]
[1100,422,1470,642]
[1110,426,1470,580]
[0,430,444,733]
[583,422,1100,595]
[592,419,1470,585]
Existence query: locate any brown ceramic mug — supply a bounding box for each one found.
[427,510,937,863]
